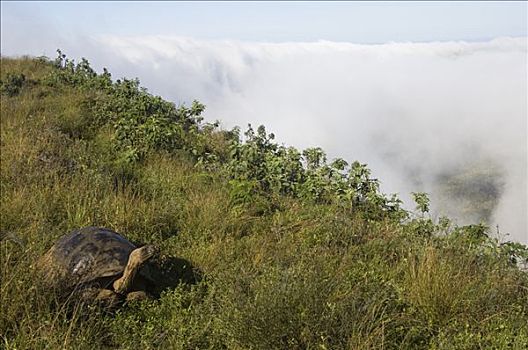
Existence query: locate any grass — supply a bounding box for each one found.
[1,56,527,349]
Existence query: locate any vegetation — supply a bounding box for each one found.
[434,162,505,225]
[1,53,527,349]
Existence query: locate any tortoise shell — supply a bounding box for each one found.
[44,226,138,286]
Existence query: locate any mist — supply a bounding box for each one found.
[6,35,527,243]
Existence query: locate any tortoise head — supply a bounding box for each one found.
[132,245,158,265]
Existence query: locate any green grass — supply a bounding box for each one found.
[1,55,527,349]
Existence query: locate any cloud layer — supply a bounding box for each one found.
[13,35,528,242]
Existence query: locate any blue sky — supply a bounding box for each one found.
[1,1,527,55]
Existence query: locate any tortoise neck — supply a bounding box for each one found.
[113,259,138,294]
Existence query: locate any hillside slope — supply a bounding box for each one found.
[1,54,527,349]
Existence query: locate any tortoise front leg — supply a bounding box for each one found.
[78,287,121,308]
[96,289,121,308]
[126,291,150,302]
[113,245,157,294]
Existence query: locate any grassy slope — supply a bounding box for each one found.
[1,56,527,349]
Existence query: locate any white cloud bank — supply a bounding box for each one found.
[34,36,528,242]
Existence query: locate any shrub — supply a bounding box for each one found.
[0,73,26,96]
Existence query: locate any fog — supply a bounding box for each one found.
[9,35,528,243]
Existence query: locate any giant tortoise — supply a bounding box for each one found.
[39,226,159,305]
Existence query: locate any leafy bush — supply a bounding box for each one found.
[0,72,26,96]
